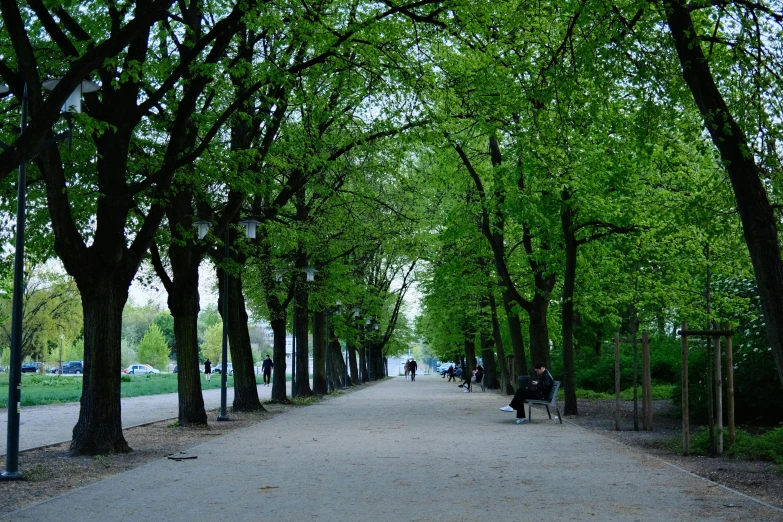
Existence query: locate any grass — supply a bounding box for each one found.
[0,373,272,408]
[556,384,676,401]
[670,424,783,465]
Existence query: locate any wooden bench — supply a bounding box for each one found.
[519,378,563,424]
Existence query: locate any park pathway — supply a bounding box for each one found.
[0,381,288,456]
[3,375,782,521]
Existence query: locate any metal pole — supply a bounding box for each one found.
[3,85,28,480]
[218,229,229,421]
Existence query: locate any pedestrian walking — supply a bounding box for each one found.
[404,360,411,381]
[261,355,273,386]
[409,358,418,381]
[204,358,212,382]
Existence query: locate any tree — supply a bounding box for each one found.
[136,323,169,371]
[201,322,224,365]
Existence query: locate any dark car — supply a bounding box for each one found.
[61,361,83,374]
[21,362,46,373]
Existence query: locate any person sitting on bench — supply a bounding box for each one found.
[499,362,553,424]
[459,364,483,392]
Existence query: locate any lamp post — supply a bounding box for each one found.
[195,218,258,420]
[2,81,98,481]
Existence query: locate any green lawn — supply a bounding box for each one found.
[0,373,273,408]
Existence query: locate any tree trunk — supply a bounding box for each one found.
[328,324,349,388]
[293,280,312,397]
[217,269,263,412]
[528,295,551,369]
[502,289,528,379]
[70,281,131,455]
[312,310,327,395]
[561,202,578,416]
[479,297,499,389]
[489,289,514,394]
[348,326,359,384]
[167,244,208,426]
[664,0,783,388]
[463,333,477,375]
[270,316,289,402]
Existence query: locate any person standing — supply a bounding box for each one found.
[499,362,554,424]
[261,355,273,386]
[204,358,212,382]
[409,358,418,381]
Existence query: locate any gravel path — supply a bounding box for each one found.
[0,381,287,456]
[3,375,781,521]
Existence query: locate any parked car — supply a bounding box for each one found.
[123,364,159,375]
[61,361,83,374]
[21,362,46,373]
[212,363,233,375]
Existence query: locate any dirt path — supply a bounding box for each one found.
[3,375,781,521]
[0,382,287,455]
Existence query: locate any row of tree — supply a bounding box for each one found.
[2,0,782,455]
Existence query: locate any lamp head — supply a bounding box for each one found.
[42,79,100,114]
[335,301,342,314]
[304,267,317,282]
[193,220,211,240]
[238,218,260,239]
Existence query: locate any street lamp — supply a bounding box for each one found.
[2,80,98,481]
[194,218,257,420]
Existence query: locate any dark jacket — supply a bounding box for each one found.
[262,358,274,372]
[535,369,554,399]
[204,360,212,374]
[409,360,418,372]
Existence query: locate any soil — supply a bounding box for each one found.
[567,399,783,510]
[1,394,781,516]
[0,403,293,516]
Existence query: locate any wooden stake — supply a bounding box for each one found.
[642,331,652,431]
[724,322,735,449]
[681,322,690,456]
[614,332,621,431]
[714,332,723,455]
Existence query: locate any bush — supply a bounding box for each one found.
[686,425,783,464]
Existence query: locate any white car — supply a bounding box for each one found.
[123,364,160,374]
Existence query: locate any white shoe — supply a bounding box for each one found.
[499,406,514,412]
[516,418,527,424]
[463,388,469,393]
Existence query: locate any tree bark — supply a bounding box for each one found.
[166,241,208,426]
[348,326,359,384]
[312,310,327,395]
[528,294,551,369]
[217,266,263,411]
[328,323,349,388]
[270,315,289,402]
[664,0,783,387]
[489,289,514,394]
[502,289,529,379]
[479,297,499,389]
[70,280,130,455]
[293,279,313,398]
[561,201,579,416]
